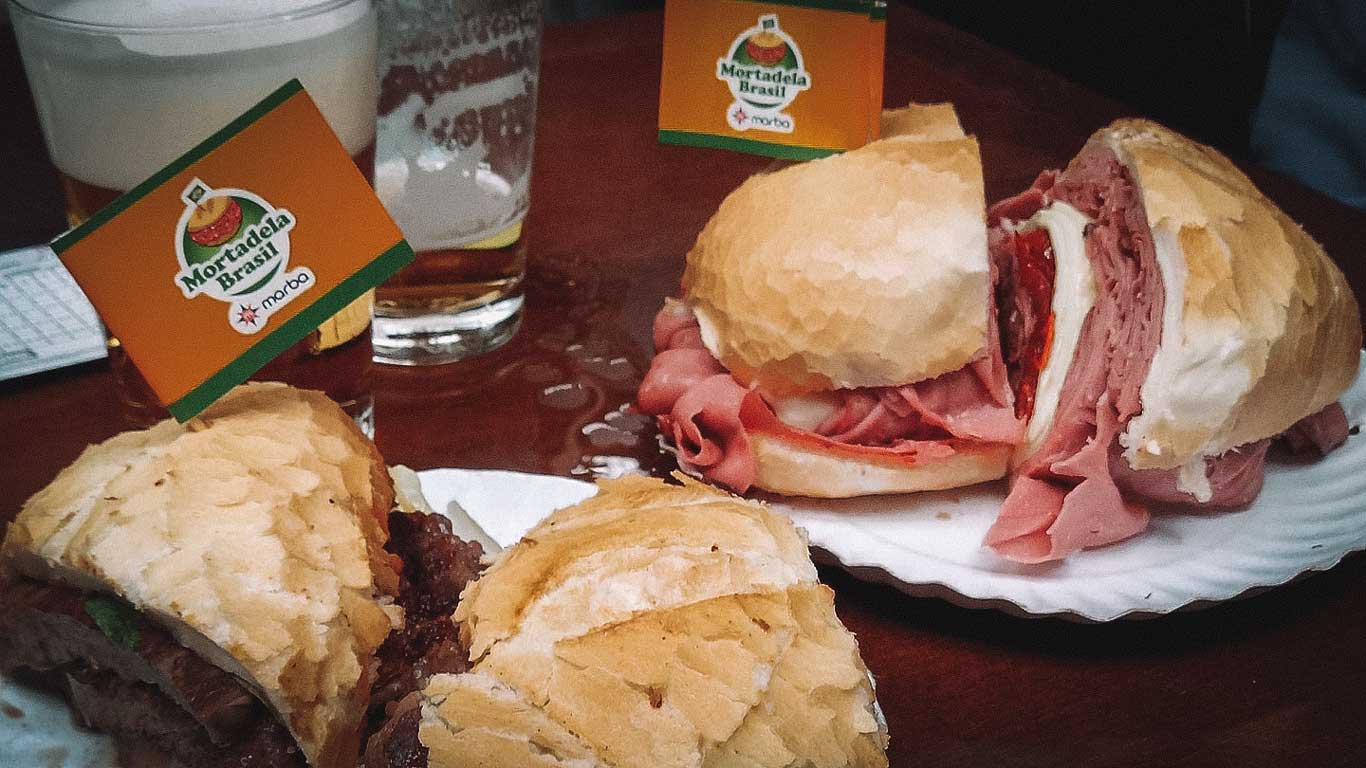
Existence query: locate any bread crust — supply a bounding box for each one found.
[1092,120,1362,469]
[684,103,990,394]
[1,383,399,768]
[418,475,889,767]
[749,431,1010,498]
[880,101,965,141]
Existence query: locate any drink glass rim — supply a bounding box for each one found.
[6,0,369,35]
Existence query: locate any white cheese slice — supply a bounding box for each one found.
[1017,201,1096,461]
[768,391,842,432]
[1119,225,1251,502]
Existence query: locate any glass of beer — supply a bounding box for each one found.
[10,0,381,432]
[371,0,542,365]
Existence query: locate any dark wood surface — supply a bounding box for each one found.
[4,7,1366,767]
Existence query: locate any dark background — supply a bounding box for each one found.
[550,0,1291,156]
[902,1,1292,155]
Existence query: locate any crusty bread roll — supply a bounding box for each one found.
[645,103,1015,498]
[879,101,965,141]
[684,103,990,395]
[750,431,1012,498]
[408,475,889,767]
[1090,120,1362,472]
[1,383,400,768]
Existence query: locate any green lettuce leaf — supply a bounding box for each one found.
[84,596,141,651]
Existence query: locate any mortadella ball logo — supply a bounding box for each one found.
[716,14,811,134]
[173,178,313,335]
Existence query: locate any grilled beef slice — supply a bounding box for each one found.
[0,577,304,767]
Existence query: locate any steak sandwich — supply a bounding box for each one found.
[0,383,484,767]
[638,104,1025,497]
[365,475,890,768]
[985,119,1361,562]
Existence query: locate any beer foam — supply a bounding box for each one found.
[24,0,369,55]
[375,93,530,251]
[372,13,538,250]
[13,0,377,190]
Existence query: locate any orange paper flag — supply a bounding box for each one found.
[53,80,413,421]
[659,0,887,159]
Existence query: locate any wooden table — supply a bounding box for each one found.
[4,7,1366,767]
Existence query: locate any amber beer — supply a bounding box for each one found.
[12,0,382,430]
[376,237,527,313]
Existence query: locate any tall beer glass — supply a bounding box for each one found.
[11,0,381,431]
[372,0,541,365]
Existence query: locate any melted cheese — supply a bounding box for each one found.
[768,392,841,432]
[1018,201,1095,461]
[1119,225,1251,501]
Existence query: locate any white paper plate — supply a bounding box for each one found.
[417,356,1366,622]
[0,676,118,768]
[764,355,1366,621]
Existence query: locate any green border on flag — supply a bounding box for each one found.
[737,0,871,14]
[658,130,840,161]
[166,239,414,422]
[51,80,305,255]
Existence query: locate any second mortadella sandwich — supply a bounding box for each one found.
[986,119,1361,562]
[639,103,1025,497]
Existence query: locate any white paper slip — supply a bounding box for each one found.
[0,245,106,382]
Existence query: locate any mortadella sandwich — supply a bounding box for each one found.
[638,103,1025,497]
[985,119,1361,562]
